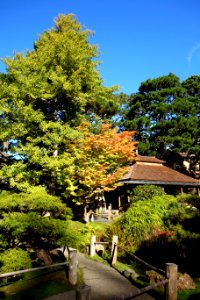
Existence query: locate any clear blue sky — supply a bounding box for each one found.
[1,0,200,94]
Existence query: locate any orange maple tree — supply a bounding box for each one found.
[70,122,137,203]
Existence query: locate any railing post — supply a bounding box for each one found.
[111,235,118,254]
[68,248,78,285]
[165,263,177,300]
[111,235,118,265]
[90,235,96,257]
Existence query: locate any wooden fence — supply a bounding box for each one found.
[0,248,77,285]
[0,248,91,300]
[90,235,177,300]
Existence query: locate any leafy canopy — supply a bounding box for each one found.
[0,14,120,196]
[65,122,137,203]
[122,73,200,175]
[0,187,72,252]
[0,14,135,271]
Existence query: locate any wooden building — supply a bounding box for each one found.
[105,155,200,210]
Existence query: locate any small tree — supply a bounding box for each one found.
[0,187,73,269]
[67,122,137,205]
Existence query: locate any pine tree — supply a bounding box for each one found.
[123,73,200,176]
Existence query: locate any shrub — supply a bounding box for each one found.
[108,195,178,251]
[129,185,166,202]
[0,188,73,270]
[65,221,110,251]
[176,193,200,211]
[0,249,32,273]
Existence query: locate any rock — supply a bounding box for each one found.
[123,270,131,278]
[123,268,139,279]
[178,273,196,290]
[146,270,164,283]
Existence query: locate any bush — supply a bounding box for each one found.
[129,185,166,202]
[0,249,32,273]
[64,221,110,252]
[0,188,74,270]
[176,193,200,210]
[108,195,178,251]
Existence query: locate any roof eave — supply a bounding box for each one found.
[119,179,200,186]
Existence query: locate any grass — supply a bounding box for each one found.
[85,253,110,266]
[0,267,81,300]
[178,281,200,300]
[3,281,71,300]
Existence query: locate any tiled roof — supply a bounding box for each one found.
[136,155,165,164]
[120,155,199,186]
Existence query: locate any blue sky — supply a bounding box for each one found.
[1,0,200,94]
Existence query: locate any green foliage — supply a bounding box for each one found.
[136,218,200,276]
[84,222,110,241]
[60,221,88,251]
[112,192,200,277]
[129,185,166,202]
[0,187,74,271]
[0,14,129,272]
[66,221,110,251]
[0,234,8,251]
[176,193,200,210]
[123,73,200,172]
[0,187,72,218]
[0,249,32,273]
[0,212,71,249]
[0,14,119,196]
[108,195,178,250]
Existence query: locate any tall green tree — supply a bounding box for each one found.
[123,73,200,175]
[0,14,125,270]
[0,14,119,194]
[178,75,200,173]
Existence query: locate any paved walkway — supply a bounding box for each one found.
[78,252,156,300]
[43,290,76,300]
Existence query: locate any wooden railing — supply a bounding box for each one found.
[90,235,177,300]
[0,248,92,300]
[111,239,177,300]
[0,248,78,286]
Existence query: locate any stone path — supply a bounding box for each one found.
[43,290,76,300]
[77,252,156,300]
